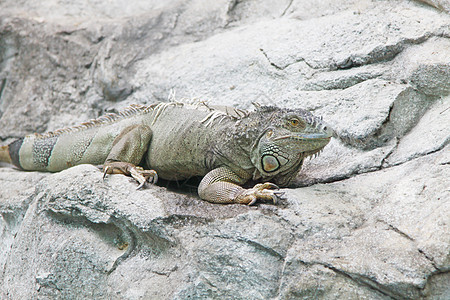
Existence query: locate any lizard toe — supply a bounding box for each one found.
[254,182,279,190]
[273,191,286,204]
[102,161,158,189]
[142,170,158,184]
[236,182,284,205]
[136,180,147,190]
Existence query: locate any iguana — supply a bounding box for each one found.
[0,102,333,205]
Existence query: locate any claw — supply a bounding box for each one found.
[135,170,158,189]
[141,170,158,184]
[256,182,279,190]
[274,191,286,199]
[263,182,280,190]
[136,180,146,190]
[150,172,158,184]
[102,166,111,180]
[102,161,158,189]
[247,197,257,206]
[236,182,285,205]
[273,191,286,204]
[271,194,277,204]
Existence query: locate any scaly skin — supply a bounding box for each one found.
[0,102,333,205]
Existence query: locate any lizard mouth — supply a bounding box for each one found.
[274,134,332,141]
[274,134,331,159]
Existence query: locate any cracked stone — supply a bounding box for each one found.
[389,36,450,97]
[283,148,448,298]
[0,0,449,299]
[384,95,450,167]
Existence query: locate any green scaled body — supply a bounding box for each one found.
[0,102,333,205]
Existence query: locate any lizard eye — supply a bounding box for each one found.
[289,118,300,127]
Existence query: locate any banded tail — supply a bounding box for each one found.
[0,139,23,168]
[0,144,11,164]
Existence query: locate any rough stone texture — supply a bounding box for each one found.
[418,0,450,13]
[0,0,449,299]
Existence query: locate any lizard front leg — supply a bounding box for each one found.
[198,167,285,205]
[102,125,157,188]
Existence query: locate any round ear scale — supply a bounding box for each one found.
[261,155,280,172]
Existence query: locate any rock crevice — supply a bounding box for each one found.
[0,0,449,298]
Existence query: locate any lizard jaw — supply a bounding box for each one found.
[301,147,325,160]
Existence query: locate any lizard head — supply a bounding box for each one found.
[250,106,333,186]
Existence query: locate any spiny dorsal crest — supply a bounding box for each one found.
[32,104,154,139]
[31,101,253,139]
[197,101,249,127]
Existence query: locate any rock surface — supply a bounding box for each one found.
[0,0,449,299]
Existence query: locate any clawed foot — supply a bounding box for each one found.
[103,162,158,189]
[236,182,286,205]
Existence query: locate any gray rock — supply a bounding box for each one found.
[384,95,450,166]
[279,147,449,299]
[389,37,450,97]
[0,0,449,299]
